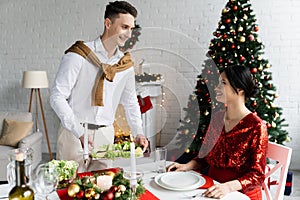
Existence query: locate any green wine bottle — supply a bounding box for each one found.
[8,152,34,200]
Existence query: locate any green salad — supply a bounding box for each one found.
[91,141,143,160]
[48,160,78,182]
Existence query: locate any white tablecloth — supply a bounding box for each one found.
[0,157,249,200]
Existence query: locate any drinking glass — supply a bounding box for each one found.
[155,147,167,173]
[123,170,143,200]
[34,163,59,200]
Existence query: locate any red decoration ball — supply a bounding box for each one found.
[218,58,223,63]
[239,56,245,62]
[217,43,221,47]
[222,34,227,39]
[231,44,235,49]
[216,33,221,37]
[252,101,257,107]
[248,35,254,41]
[254,26,259,32]
[233,5,238,11]
[250,68,258,74]
[267,123,272,129]
[225,18,231,24]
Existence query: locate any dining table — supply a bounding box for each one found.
[0,156,250,200]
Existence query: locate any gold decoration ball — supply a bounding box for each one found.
[105,171,116,179]
[266,63,271,68]
[185,149,190,153]
[222,8,228,14]
[68,183,81,197]
[222,47,226,51]
[238,26,243,32]
[239,36,246,42]
[274,93,279,98]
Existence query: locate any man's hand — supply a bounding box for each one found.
[79,134,94,150]
[135,134,149,152]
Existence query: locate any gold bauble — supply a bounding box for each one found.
[222,8,228,14]
[238,26,243,32]
[85,188,96,198]
[266,63,271,68]
[68,183,80,197]
[185,148,190,153]
[240,36,246,42]
[271,121,276,128]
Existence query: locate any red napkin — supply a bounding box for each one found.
[199,174,214,189]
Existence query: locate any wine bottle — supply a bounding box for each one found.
[8,152,34,200]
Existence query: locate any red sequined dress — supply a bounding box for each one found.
[194,111,268,200]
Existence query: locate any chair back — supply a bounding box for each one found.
[262,141,292,200]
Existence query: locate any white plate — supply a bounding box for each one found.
[154,172,205,191]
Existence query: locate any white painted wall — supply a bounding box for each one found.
[0,0,299,170]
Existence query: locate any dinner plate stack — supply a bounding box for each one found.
[154,171,205,191]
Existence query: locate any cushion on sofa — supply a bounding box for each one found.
[0,112,33,136]
[0,118,33,147]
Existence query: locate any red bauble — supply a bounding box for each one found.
[222,34,227,39]
[225,18,231,24]
[239,56,245,62]
[248,35,254,41]
[76,191,84,199]
[110,185,118,193]
[267,123,272,129]
[218,58,223,63]
[250,68,258,73]
[217,43,221,47]
[254,26,259,32]
[231,44,235,49]
[233,5,238,11]
[216,33,221,37]
[252,101,257,107]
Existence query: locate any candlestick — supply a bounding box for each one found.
[130,134,137,186]
[83,122,89,161]
[15,152,24,162]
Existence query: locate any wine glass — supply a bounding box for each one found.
[34,163,59,200]
[123,170,143,200]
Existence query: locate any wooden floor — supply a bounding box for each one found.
[42,153,300,199]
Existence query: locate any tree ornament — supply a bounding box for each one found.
[250,67,257,74]
[266,63,271,68]
[272,121,277,128]
[222,47,226,51]
[238,26,243,32]
[257,55,262,60]
[218,58,223,63]
[252,101,257,107]
[231,44,235,49]
[233,5,238,11]
[254,26,259,32]
[258,64,263,71]
[240,36,246,42]
[225,18,231,24]
[185,148,190,153]
[274,93,279,98]
[243,14,248,20]
[267,123,271,129]
[222,8,228,14]
[239,56,245,62]
[248,34,254,41]
[222,34,227,39]
[204,110,209,116]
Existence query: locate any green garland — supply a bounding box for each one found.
[120,23,141,52]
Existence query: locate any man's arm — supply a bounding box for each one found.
[50,53,84,138]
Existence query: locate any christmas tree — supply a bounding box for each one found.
[176,0,289,162]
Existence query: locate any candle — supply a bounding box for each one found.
[130,134,137,186]
[83,122,89,161]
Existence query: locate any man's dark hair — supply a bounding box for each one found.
[104,1,137,20]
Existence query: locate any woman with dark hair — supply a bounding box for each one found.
[167,65,268,200]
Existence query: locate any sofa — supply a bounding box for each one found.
[0,111,43,181]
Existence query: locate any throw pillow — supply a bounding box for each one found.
[0,118,33,147]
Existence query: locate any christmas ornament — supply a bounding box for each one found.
[250,67,257,74]
[248,34,254,41]
[254,26,259,32]
[233,5,238,11]
[240,36,246,42]
[225,18,231,24]
[266,63,271,68]
[239,56,245,62]
[238,26,243,32]
[231,44,236,49]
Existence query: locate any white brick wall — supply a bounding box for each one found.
[1,0,299,170]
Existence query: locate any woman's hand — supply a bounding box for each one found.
[202,180,242,199]
[135,134,149,152]
[79,134,94,150]
[166,160,198,172]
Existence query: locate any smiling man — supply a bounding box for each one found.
[50,1,148,172]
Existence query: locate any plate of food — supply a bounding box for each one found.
[91,141,143,160]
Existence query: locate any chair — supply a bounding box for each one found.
[262,141,292,200]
